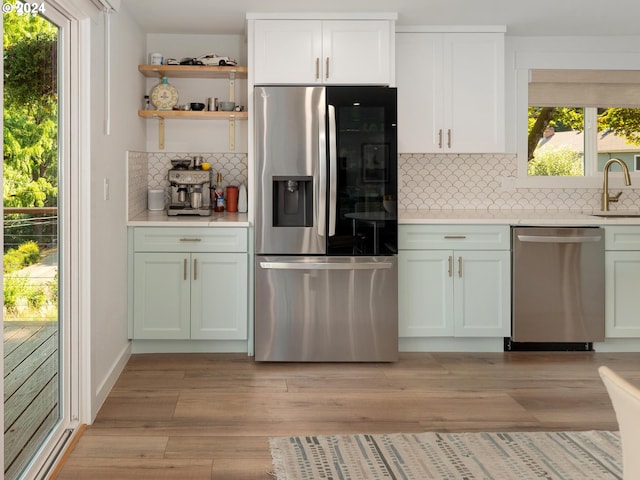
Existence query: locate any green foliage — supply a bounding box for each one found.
[3,5,59,208]
[528,107,585,133]
[528,146,584,176]
[4,241,41,273]
[4,273,52,316]
[4,31,57,107]
[599,108,640,145]
[4,166,57,207]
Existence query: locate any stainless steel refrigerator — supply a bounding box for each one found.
[254,86,398,362]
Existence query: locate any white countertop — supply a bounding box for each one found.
[399,209,640,226]
[128,210,249,227]
[128,209,640,227]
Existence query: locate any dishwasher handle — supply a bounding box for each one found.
[517,234,602,244]
[259,261,393,271]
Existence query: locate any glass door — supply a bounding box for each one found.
[3,3,73,478]
[326,87,398,256]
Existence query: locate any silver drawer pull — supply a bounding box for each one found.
[179,238,202,242]
[444,235,467,239]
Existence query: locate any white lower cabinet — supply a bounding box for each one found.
[399,225,511,338]
[605,226,640,337]
[131,227,248,341]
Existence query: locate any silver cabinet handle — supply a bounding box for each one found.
[458,256,463,278]
[448,256,453,277]
[325,57,330,79]
[444,235,467,239]
[180,238,202,242]
[315,57,320,80]
[438,129,443,148]
[447,129,452,148]
[183,258,187,280]
[193,258,198,281]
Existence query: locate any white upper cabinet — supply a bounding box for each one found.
[396,30,505,153]
[252,19,393,85]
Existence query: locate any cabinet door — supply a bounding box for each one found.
[443,33,505,153]
[133,253,190,340]
[454,250,510,337]
[253,20,322,84]
[396,32,443,153]
[191,253,248,340]
[606,251,640,337]
[399,250,454,336]
[322,20,391,85]
[396,32,504,153]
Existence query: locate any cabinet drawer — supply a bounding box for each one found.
[133,227,247,253]
[605,226,640,251]
[399,225,510,250]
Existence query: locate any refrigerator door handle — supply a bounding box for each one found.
[259,261,394,270]
[317,98,327,238]
[328,104,337,237]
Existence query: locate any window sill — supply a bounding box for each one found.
[509,174,638,190]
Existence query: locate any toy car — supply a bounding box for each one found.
[197,54,238,66]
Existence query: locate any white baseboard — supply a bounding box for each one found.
[91,341,132,422]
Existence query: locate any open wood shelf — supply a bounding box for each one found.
[138,110,248,120]
[139,64,248,79]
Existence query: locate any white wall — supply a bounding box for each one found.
[89,5,146,420]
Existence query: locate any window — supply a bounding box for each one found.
[527,70,640,178]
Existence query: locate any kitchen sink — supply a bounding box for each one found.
[591,211,640,218]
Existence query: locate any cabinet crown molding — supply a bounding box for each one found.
[247,12,397,21]
[395,25,506,33]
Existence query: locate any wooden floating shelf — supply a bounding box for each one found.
[138,64,248,79]
[138,110,248,120]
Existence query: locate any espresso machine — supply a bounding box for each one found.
[167,167,211,216]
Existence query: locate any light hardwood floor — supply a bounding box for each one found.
[55,351,640,479]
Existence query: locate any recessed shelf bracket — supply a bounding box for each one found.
[229,72,236,103]
[158,116,165,150]
[229,116,236,150]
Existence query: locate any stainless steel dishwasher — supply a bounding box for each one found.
[511,227,605,349]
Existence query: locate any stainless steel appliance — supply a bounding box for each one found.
[254,86,398,362]
[167,168,211,216]
[511,227,605,348]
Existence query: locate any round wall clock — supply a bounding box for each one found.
[151,76,178,111]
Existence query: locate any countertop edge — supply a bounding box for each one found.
[398,210,640,226]
[127,210,250,227]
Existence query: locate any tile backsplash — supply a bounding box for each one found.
[128,151,640,219]
[127,151,248,218]
[398,153,640,212]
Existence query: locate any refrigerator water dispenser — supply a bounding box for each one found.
[272,176,312,227]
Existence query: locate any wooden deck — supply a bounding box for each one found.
[4,321,59,480]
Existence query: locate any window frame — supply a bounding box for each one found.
[515,51,640,188]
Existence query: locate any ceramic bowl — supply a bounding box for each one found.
[219,101,236,111]
[190,102,206,111]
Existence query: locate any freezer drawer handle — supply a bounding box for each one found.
[180,238,202,242]
[517,235,602,243]
[444,235,466,239]
[259,261,393,270]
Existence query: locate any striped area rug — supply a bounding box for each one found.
[269,430,622,479]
